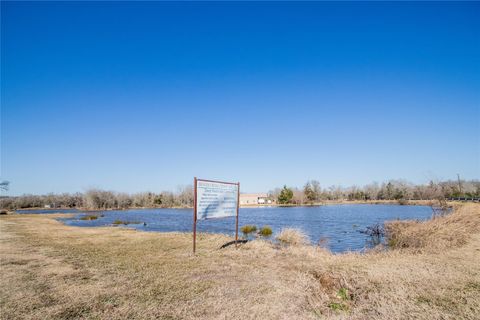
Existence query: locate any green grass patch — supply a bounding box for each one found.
[328,302,349,312]
[337,287,350,301]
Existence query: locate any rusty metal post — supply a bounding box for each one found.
[235,182,240,248]
[193,177,197,254]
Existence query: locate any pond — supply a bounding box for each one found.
[53,204,433,253]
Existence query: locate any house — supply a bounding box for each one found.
[239,193,272,205]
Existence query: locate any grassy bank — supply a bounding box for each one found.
[1,204,479,319]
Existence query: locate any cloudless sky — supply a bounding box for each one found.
[1,1,479,195]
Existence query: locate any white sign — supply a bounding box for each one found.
[196,180,238,220]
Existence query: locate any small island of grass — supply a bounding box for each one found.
[112,219,141,225]
[79,214,103,221]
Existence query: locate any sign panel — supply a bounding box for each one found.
[196,180,239,220]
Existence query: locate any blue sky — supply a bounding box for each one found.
[1,2,479,195]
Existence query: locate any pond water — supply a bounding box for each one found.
[53,204,433,253]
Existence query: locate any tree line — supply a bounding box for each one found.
[272,179,480,205]
[1,179,479,210]
[0,186,193,210]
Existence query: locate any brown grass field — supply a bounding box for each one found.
[1,203,479,319]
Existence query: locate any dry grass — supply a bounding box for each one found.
[386,203,480,251]
[1,204,479,319]
[276,228,309,246]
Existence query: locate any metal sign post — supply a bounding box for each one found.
[235,182,240,247]
[193,177,198,254]
[193,177,240,254]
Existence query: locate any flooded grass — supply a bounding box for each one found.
[240,224,257,237]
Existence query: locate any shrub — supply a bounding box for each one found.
[241,225,257,237]
[258,226,273,237]
[276,228,308,246]
[112,220,141,225]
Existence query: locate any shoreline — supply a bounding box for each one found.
[241,199,440,208]
[16,201,451,253]
[9,199,446,213]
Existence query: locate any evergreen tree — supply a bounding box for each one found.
[278,185,294,204]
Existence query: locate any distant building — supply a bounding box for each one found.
[240,193,273,205]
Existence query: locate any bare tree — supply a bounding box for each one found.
[2,178,479,211]
[303,180,321,203]
[176,185,193,207]
[364,182,380,200]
